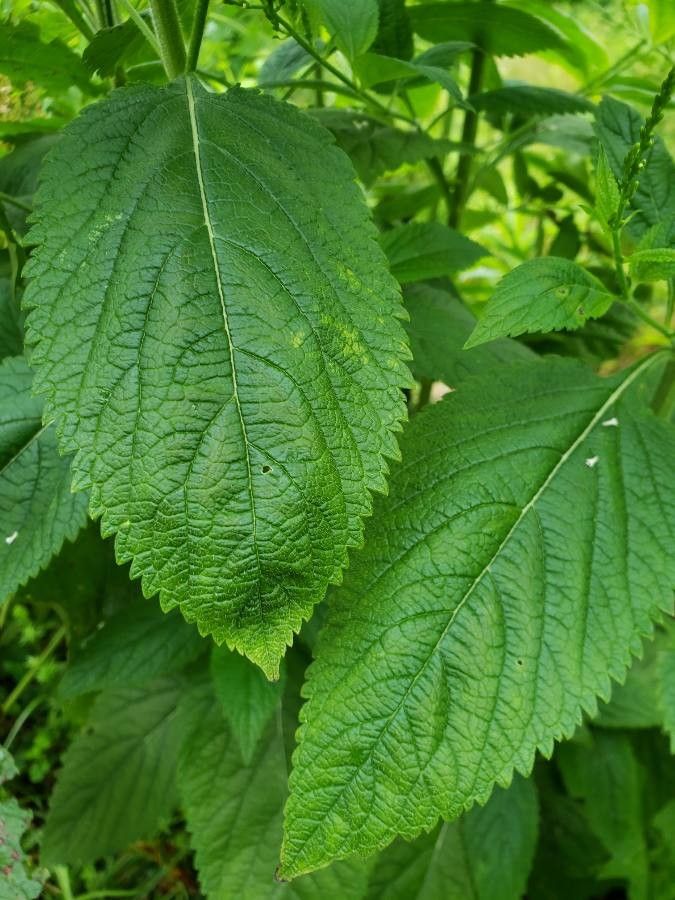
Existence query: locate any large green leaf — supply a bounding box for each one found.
[381,223,486,284]
[178,679,370,899]
[404,283,534,387]
[594,97,675,239]
[0,19,93,94]
[464,258,614,348]
[58,602,204,698]
[280,355,675,877]
[410,3,564,57]
[0,356,88,604]
[24,77,409,678]
[42,677,184,865]
[366,776,538,900]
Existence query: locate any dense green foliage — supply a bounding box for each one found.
[0,0,673,897]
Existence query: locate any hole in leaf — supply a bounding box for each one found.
[261,465,272,475]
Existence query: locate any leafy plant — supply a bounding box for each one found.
[0,0,674,897]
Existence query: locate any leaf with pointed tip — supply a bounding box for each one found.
[594,145,621,234]
[23,77,409,678]
[464,258,614,348]
[0,356,88,604]
[470,86,593,119]
[178,679,370,899]
[304,0,379,60]
[280,355,674,878]
[366,776,538,900]
[42,677,184,865]
[381,223,487,285]
[410,3,565,57]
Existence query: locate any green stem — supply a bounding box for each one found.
[1,626,66,715]
[186,0,210,72]
[416,378,433,412]
[117,0,162,56]
[5,696,42,749]
[54,867,74,900]
[149,0,187,79]
[448,47,486,228]
[651,356,675,418]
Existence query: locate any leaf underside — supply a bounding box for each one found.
[281,356,675,877]
[24,76,409,677]
[0,356,88,603]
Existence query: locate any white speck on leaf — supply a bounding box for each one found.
[602,417,619,427]
[5,531,18,545]
[585,456,599,468]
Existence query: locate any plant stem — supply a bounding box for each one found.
[5,696,42,749]
[651,356,675,418]
[54,867,74,900]
[448,47,486,228]
[186,0,210,72]
[149,0,187,79]
[1,626,66,715]
[117,0,162,56]
[52,0,96,41]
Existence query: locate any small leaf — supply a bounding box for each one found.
[42,677,184,865]
[410,3,565,57]
[381,222,487,284]
[24,78,409,678]
[0,19,94,94]
[355,53,463,102]
[210,645,285,764]
[594,145,621,233]
[58,603,204,698]
[281,355,674,877]
[465,258,614,348]
[404,283,534,388]
[470,85,594,118]
[259,38,313,85]
[0,356,88,605]
[628,248,675,283]
[305,0,379,60]
[366,776,538,900]
[83,16,152,78]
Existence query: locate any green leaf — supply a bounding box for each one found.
[0,18,94,95]
[372,0,413,61]
[82,16,152,78]
[0,356,88,605]
[410,3,564,57]
[381,223,487,284]
[178,681,370,898]
[404,283,534,388]
[259,38,313,86]
[465,258,615,348]
[657,630,675,752]
[42,676,184,865]
[305,0,379,60]
[647,0,675,43]
[355,53,463,103]
[628,248,675,283]
[557,731,648,898]
[210,645,285,764]
[311,108,460,186]
[24,78,409,679]
[0,275,23,361]
[594,145,621,233]
[521,302,637,365]
[594,96,675,238]
[470,86,593,119]
[595,628,667,729]
[58,603,204,699]
[0,135,60,237]
[0,748,45,900]
[280,355,675,877]
[366,775,538,900]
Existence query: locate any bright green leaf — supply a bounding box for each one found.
[410,3,564,57]
[594,145,621,233]
[58,603,204,698]
[281,355,674,877]
[0,356,88,605]
[465,258,615,348]
[366,776,538,900]
[305,0,379,60]
[210,645,285,764]
[404,283,534,388]
[42,677,184,865]
[647,0,675,43]
[628,248,675,283]
[24,78,409,678]
[381,222,487,284]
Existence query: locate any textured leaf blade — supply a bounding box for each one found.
[178,678,370,899]
[0,356,88,603]
[306,0,379,59]
[470,86,593,118]
[410,3,564,57]
[281,355,675,877]
[24,78,409,678]
[366,776,538,900]
[381,223,487,284]
[42,677,184,865]
[465,257,615,348]
[0,19,94,94]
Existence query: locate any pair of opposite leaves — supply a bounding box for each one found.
[24,76,675,878]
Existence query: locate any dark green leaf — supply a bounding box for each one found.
[0,19,93,94]
[381,222,487,284]
[470,86,593,119]
[372,0,413,61]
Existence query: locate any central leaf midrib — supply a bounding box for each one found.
[184,77,263,612]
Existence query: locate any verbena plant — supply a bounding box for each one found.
[1,0,674,897]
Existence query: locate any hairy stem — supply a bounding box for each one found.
[186,0,210,72]
[150,0,187,79]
